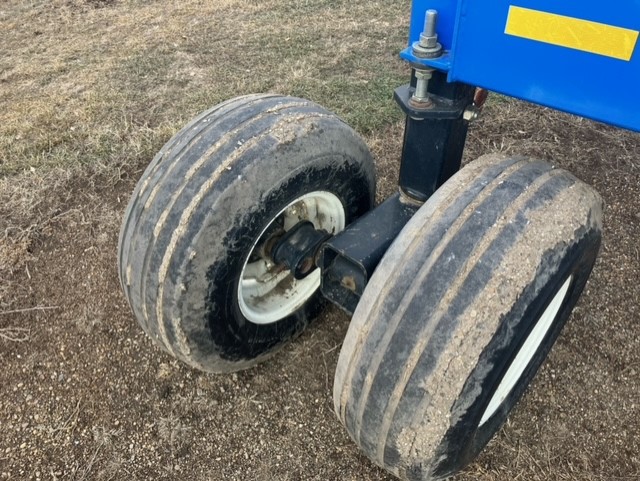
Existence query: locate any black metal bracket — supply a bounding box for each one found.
[393,84,469,120]
[396,71,476,202]
[319,193,420,315]
[314,71,476,315]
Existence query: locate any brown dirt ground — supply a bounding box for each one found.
[1,2,640,481]
[2,103,639,481]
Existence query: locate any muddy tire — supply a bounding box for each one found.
[333,154,602,481]
[118,94,375,373]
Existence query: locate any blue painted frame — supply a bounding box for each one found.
[401,0,640,132]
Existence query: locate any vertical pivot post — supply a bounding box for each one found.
[395,9,476,203]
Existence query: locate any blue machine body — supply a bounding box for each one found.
[401,0,640,132]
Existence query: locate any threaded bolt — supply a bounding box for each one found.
[423,9,437,38]
[413,69,433,101]
[414,9,442,57]
[410,68,435,107]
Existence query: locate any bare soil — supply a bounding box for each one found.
[1,1,640,481]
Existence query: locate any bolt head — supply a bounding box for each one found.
[463,107,479,121]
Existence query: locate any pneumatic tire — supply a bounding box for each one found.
[333,154,603,481]
[118,94,375,373]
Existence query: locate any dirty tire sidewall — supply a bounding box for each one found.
[118,95,375,373]
[435,230,600,478]
[333,154,603,481]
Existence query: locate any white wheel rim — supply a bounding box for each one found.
[238,191,345,325]
[479,276,573,426]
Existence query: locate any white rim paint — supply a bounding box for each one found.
[238,191,345,325]
[479,275,573,426]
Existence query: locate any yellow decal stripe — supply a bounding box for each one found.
[505,6,638,61]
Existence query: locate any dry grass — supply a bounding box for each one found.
[0,0,408,176]
[0,0,410,314]
[466,97,640,173]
